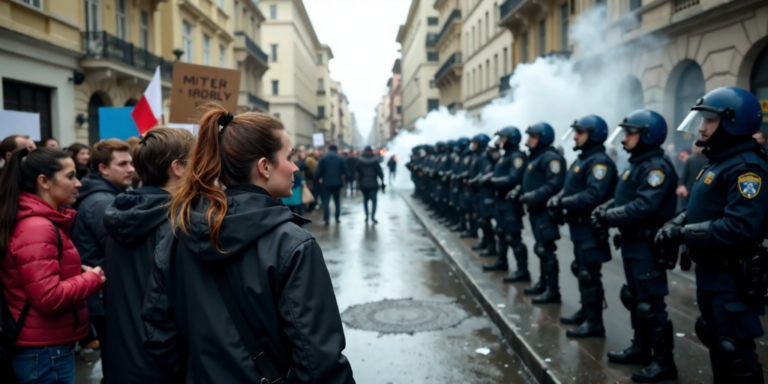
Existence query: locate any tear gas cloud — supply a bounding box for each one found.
[386,5,666,188]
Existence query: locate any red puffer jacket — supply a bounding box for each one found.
[1,192,104,346]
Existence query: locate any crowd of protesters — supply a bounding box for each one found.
[0,104,357,383]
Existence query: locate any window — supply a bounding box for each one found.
[85,0,100,32]
[2,79,52,139]
[270,44,278,62]
[116,0,127,39]
[427,17,439,26]
[571,0,576,14]
[538,20,546,56]
[318,106,325,118]
[479,64,483,89]
[471,27,475,52]
[429,80,436,88]
[561,4,569,51]
[220,45,226,67]
[493,2,498,23]
[234,2,239,29]
[427,51,439,62]
[271,80,279,95]
[270,4,277,19]
[522,32,529,63]
[317,53,323,64]
[503,47,509,73]
[494,54,498,85]
[466,76,470,97]
[203,35,211,65]
[19,0,41,8]
[479,20,483,45]
[183,21,193,63]
[317,78,324,91]
[465,32,469,53]
[485,12,489,40]
[427,99,439,112]
[219,0,225,9]
[396,106,402,115]
[486,59,490,88]
[473,68,477,92]
[139,10,150,49]
[630,0,641,11]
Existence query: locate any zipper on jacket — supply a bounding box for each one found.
[72,308,79,333]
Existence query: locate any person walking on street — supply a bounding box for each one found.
[357,146,385,224]
[103,127,193,384]
[315,144,348,226]
[345,150,360,196]
[0,147,105,384]
[142,107,355,384]
[387,155,397,183]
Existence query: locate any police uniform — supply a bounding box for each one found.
[462,140,484,239]
[454,143,473,234]
[472,148,497,255]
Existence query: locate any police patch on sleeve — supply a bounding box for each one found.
[549,160,561,174]
[498,158,504,164]
[622,169,630,181]
[514,157,523,169]
[573,165,580,173]
[738,173,761,199]
[647,169,665,187]
[592,164,607,180]
[464,157,470,165]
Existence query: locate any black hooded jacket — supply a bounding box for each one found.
[103,186,180,383]
[356,153,384,190]
[72,173,125,317]
[142,184,355,384]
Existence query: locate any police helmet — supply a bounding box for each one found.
[526,123,556,146]
[471,133,491,150]
[496,126,522,146]
[562,115,609,143]
[677,87,763,136]
[457,137,471,149]
[608,109,667,146]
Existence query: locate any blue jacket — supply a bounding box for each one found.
[315,151,348,188]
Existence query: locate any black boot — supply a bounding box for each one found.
[566,286,605,337]
[471,242,487,250]
[532,260,560,304]
[608,321,652,365]
[503,269,531,283]
[560,308,585,325]
[460,231,477,238]
[523,280,546,295]
[462,220,479,238]
[631,321,678,383]
[504,243,530,282]
[483,258,508,271]
[480,238,498,257]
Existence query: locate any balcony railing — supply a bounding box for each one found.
[499,73,512,93]
[436,10,461,45]
[540,51,572,60]
[234,31,268,63]
[426,33,439,47]
[673,0,699,14]
[434,52,462,82]
[247,92,269,111]
[500,0,525,21]
[317,89,326,95]
[82,31,173,80]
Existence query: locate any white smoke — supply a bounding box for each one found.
[387,5,668,189]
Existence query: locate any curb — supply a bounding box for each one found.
[401,193,562,384]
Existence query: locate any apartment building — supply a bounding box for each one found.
[233,0,270,113]
[462,0,513,116]
[396,0,441,130]
[374,93,391,147]
[388,59,403,138]
[315,44,333,144]
[433,0,463,112]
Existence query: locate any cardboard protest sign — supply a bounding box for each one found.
[169,62,241,124]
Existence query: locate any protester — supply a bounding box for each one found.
[103,127,193,384]
[72,138,134,381]
[281,159,306,215]
[345,149,360,196]
[357,146,385,224]
[387,155,397,183]
[315,144,348,226]
[0,135,36,174]
[142,106,355,383]
[0,147,105,383]
[126,137,143,189]
[67,142,91,180]
[41,137,59,149]
[305,149,319,212]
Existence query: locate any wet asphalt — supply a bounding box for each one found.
[75,188,533,384]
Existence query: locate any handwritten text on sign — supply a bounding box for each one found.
[169,62,241,124]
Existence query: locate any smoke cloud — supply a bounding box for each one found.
[386,5,668,189]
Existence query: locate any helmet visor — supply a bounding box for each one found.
[676,109,719,134]
[489,134,501,148]
[560,127,574,142]
[607,126,624,146]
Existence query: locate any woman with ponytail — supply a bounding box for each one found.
[0,147,105,383]
[142,105,355,383]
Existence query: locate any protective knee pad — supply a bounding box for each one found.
[636,301,659,327]
[570,260,579,277]
[533,243,546,258]
[717,336,751,375]
[495,225,504,235]
[695,316,716,349]
[620,284,636,312]
[577,268,596,288]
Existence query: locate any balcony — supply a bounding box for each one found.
[426,32,439,47]
[247,92,269,112]
[541,51,572,60]
[499,0,525,21]
[317,89,326,95]
[499,0,540,31]
[234,31,268,65]
[499,73,513,94]
[436,10,461,47]
[673,0,700,14]
[434,52,463,85]
[81,31,173,83]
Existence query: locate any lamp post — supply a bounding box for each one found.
[173,49,184,62]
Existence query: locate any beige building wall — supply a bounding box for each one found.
[374,94,390,147]
[315,45,333,144]
[233,0,270,113]
[397,0,441,130]
[260,0,327,147]
[461,0,512,117]
[434,0,464,111]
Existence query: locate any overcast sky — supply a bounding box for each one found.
[303,0,411,144]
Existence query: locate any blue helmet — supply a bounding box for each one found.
[435,141,447,152]
[447,139,458,150]
[678,87,763,136]
[614,109,667,146]
[571,115,608,143]
[526,123,555,146]
[457,137,471,150]
[471,133,491,150]
[497,126,522,146]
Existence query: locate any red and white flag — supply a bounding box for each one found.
[131,66,163,135]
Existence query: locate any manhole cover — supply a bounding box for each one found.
[341,298,468,334]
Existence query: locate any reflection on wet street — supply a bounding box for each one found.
[75,190,532,384]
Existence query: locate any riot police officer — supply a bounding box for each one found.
[428,141,448,217]
[463,134,491,240]
[591,110,678,383]
[406,145,422,197]
[483,127,530,282]
[548,115,617,337]
[444,139,462,228]
[451,137,472,233]
[516,123,566,304]
[655,87,766,383]
[469,138,498,256]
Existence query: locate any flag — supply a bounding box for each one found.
[131,66,163,135]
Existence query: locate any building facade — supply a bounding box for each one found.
[433,0,463,112]
[397,0,441,130]
[315,44,333,144]
[388,59,403,138]
[233,0,270,113]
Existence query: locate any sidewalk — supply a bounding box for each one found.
[401,193,768,384]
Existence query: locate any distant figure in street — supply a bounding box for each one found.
[387,155,397,183]
[675,144,707,211]
[316,144,348,226]
[753,130,766,146]
[357,146,385,224]
[345,149,360,196]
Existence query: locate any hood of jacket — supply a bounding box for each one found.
[74,173,124,209]
[16,192,76,232]
[178,184,310,262]
[104,186,171,246]
[359,153,379,164]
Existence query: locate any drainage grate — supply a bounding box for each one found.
[341,298,469,334]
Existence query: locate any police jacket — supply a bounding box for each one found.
[103,186,178,383]
[72,173,125,317]
[492,147,527,198]
[142,184,355,384]
[522,146,566,212]
[561,144,617,220]
[356,153,384,190]
[606,147,677,237]
[315,151,349,188]
[477,151,496,199]
[684,140,768,256]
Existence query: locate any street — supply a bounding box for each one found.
[75,189,534,384]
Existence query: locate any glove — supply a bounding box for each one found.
[506,185,521,201]
[590,205,607,230]
[546,195,561,210]
[654,211,687,247]
[519,191,536,205]
[480,174,494,187]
